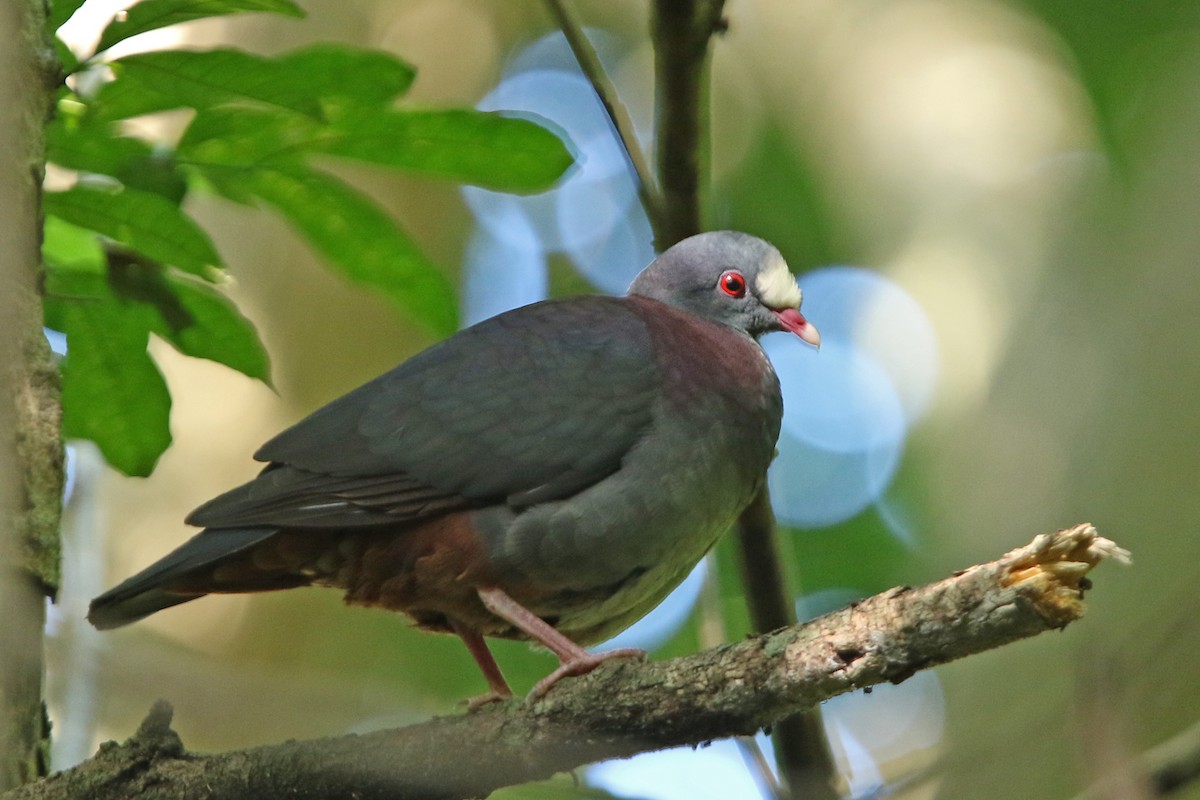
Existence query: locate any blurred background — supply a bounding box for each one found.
[47,1,1200,798]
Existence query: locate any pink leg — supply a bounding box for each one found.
[477,586,645,700]
[449,618,513,710]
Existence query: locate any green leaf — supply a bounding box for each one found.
[176,105,574,193]
[95,0,304,55]
[47,114,155,175]
[274,44,416,108]
[230,165,457,334]
[46,263,270,385]
[47,0,89,34]
[314,109,575,193]
[120,153,191,203]
[52,36,80,74]
[43,216,106,274]
[44,258,270,475]
[96,45,415,121]
[175,106,314,203]
[44,184,222,278]
[48,113,189,201]
[47,294,172,477]
[154,273,271,383]
[178,105,318,167]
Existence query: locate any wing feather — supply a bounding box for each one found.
[188,297,660,529]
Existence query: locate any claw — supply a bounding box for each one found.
[528,647,646,700]
[463,689,512,712]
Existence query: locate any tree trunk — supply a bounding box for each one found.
[0,0,63,790]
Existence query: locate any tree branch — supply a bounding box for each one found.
[7,525,1128,800]
[650,0,725,249]
[543,0,664,233]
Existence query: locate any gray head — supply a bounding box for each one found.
[628,231,820,345]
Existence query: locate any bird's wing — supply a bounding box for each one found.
[186,297,661,529]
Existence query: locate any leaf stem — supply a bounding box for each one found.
[542,0,665,235]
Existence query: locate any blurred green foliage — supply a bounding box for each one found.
[1012,0,1200,169]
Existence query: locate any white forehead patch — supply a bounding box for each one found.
[754,252,802,309]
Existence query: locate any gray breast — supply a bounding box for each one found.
[474,312,782,644]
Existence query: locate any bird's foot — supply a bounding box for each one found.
[528,647,646,701]
[474,587,645,700]
[450,616,515,710]
[462,689,513,712]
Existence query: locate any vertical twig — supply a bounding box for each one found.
[648,2,840,798]
[0,0,62,790]
[648,0,724,249]
[734,490,838,800]
[732,490,795,632]
[698,554,787,800]
[542,0,664,231]
[551,2,839,796]
[737,735,788,800]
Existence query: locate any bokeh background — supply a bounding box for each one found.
[47,1,1200,798]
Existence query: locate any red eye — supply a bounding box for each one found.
[719,270,746,298]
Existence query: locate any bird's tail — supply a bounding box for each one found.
[88,527,290,630]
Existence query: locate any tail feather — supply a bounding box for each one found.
[88,527,283,630]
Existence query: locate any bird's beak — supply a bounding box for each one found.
[774,308,821,349]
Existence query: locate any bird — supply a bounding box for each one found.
[88,230,821,703]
